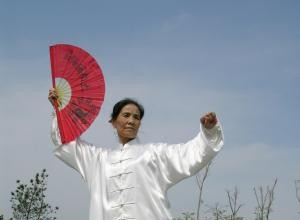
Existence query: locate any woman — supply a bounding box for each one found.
[49,89,224,220]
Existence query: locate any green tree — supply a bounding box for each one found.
[8,169,59,220]
[207,203,244,220]
[208,203,226,220]
[173,212,195,220]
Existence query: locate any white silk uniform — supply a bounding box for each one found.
[51,116,224,220]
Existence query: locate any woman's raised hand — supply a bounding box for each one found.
[200,112,218,129]
[48,88,60,107]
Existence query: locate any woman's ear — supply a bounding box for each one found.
[111,120,117,129]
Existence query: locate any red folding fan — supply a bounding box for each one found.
[50,44,105,144]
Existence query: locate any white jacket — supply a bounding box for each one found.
[51,116,224,220]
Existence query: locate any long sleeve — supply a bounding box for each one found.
[151,121,224,189]
[51,114,101,185]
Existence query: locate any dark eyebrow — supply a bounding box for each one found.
[121,112,130,116]
[121,112,141,118]
[122,112,130,115]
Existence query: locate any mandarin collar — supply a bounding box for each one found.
[119,138,140,150]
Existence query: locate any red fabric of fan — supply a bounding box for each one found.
[50,44,105,144]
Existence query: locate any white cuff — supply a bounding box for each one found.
[200,119,224,151]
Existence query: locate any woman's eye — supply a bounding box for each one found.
[134,115,140,120]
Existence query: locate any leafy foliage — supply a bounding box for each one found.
[173,212,195,220]
[206,203,244,220]
[7,169,59,220]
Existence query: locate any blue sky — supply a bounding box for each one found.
[1,1,300,219]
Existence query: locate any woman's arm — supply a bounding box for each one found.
[151,113,224,189]
[49,89,100,185]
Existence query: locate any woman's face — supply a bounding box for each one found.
[112,104,141,145]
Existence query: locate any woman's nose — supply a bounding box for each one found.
[127,116,135,124]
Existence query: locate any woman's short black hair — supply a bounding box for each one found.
[109,98,144,123]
